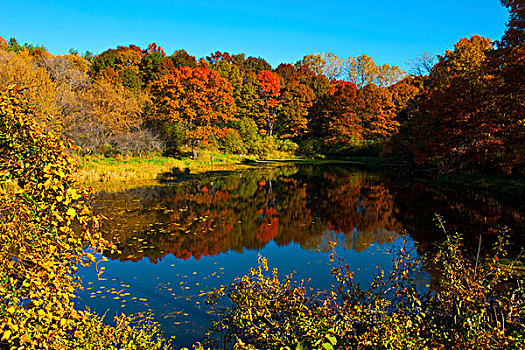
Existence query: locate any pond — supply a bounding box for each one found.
[75,164,524,348]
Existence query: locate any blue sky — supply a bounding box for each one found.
[1,0,509,69]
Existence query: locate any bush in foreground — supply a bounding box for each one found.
[0,86,171,349]
[205,223,524,349]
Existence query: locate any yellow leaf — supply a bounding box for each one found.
[1,330,11,341]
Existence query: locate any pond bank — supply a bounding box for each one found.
[74,154,388,191]
[75,154,525,206]
[74,153,253,189]
[436,172,525,209]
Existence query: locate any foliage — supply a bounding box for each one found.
[356,84,398,140]
[205,220,524,349]
[235,118,264,155]
[70,77,150,154]
[140,43,175,88]
[309,80,362,151]
[407,52,438,77]
[218,128,247,155]
[346,54,405,88]
[300,52,346,80]
[151,66,236,154]
[2,0,523,166]
[405,36,504,173]
[0,50,59,127]
[0,86,171,349]
[170,49,198,69]
[256,70,280,137]
[491,0,525,174]
[277,78,315,140]
[90,45,144,90]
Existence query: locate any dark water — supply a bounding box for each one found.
[75,164,524,347]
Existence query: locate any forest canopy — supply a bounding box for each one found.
[0,0,523,175]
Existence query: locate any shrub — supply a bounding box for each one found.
[218,128,247,155]
[205,219,524,349]
[0,86,171,349]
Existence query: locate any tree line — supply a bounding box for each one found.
[0,0,522,175]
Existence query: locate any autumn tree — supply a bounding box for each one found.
[90,45,144,89]
[0,50,58,127]
[388,76,425,118]
[356,84,398,140]
[170,49,198,68]
[294,63,332,100]
[256,70,280,137]
[236,71,265,123]
[139,43,175,88]
[407,52,438,76]
[0,36,7,49]
[309,80,361,150]
[300,52,345,80]
[206,52,268,137]
[243,56,272,74]
[346,54,405,88]
[274,64,315,139]
[207,51,245,114]
[0,86,170,349]
[151,66,236,155]
[407,36,504,172]
[491,0,525,173]
[71,77,150,153]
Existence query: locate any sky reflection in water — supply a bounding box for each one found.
[75,164,522,347]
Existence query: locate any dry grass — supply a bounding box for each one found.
[73,152,254,190]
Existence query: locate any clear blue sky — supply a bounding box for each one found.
[1,0,509,69]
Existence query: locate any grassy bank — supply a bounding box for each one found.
[250,156,388,168]
[74,152,255,187]
[75,154,391,188]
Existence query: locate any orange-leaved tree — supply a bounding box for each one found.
[491,0,525,174]
[90,45,144,90]
[256,70,280,137]
[408,36,503,172]
[274,64,316,139]
[356,84,398,140]
[151,66,236,156]
[309,80,361,151]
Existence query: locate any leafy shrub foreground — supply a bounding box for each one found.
[205,227,524,349]
[0,86,171,349]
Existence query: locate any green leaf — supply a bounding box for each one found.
[326,334,337,345]
[322,342,334,350]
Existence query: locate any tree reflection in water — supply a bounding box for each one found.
[94,165,402,263]
[94,164,523,263]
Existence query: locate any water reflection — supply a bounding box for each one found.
[80,164,523,347]
[95,166,402,263]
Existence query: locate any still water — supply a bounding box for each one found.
[75,164,523,347]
